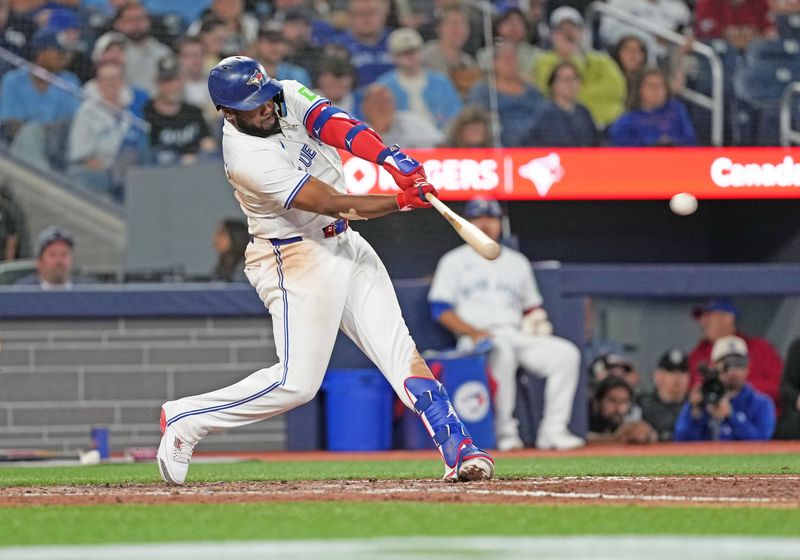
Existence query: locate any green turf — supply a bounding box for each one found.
[1,453,798,487]
[1,502,799,545]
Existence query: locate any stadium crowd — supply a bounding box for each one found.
[0,0,799,201]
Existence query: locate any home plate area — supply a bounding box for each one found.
[3,476,799,508]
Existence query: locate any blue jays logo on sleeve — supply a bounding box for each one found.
[247,69,266,87]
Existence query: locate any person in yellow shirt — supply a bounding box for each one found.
[532,7,626,128]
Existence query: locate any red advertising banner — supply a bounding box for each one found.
[340,147,800,200]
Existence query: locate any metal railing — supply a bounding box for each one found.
[780,82,800,146]
[585,1,725,146]
[463,0,502,148]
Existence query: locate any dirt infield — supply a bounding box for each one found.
[3,475,799,508]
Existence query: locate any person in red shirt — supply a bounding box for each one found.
[694,0,776,50]
[688,298,783,409]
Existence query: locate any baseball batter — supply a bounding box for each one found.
[157,56,494,484]
[428,199,584,451]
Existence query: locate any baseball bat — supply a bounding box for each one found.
[425,193,501,260]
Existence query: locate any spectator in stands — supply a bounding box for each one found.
[0,184,25,262]
[429,198,584,451]
[600,0,690,60]
[67,60,148,199]
[477,7,540,83]
[112,2,173,95]
[40,8,93,84]
[0,28,80,170]
[775,337,800,439]
[0,0,36,67]
[533,6,627,129]
[84,32,149,119]
[211,218,248,282]
[523,61,599,147]
[329,0,393,87]
[252,27,312,85]
[421,5,481,99]
[143,56,216,165]
[675,335,776,441]
[376,28,462,129]
[444,105,494,148]
[638,349,691,441]
[177,37,217,127]
[688,298,784,408]
[694,0,776,50]
[281,8,325,83]
[197,17,230,73]
[315,57,358,115]
[359,83,444,148]
[608,68,697,146]
[15,226,86,289]
[468,41,545,147]
[588,376,658,443]
[188,0,258,58]
[611,35,648,101]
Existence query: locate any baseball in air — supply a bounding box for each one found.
[669,193,698,216]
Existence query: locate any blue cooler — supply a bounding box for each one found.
[322,368,393,451]
[405,345,497,450]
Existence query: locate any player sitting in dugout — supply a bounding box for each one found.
[588,376,658,444]
[428,199,584,452]
[675,335,776,441]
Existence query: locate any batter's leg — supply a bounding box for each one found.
[158,239,351,484]
[338,232,494,481]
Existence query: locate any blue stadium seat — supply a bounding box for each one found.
[745,38,800,65]
[775,13,800,40]
[734,63,800,106]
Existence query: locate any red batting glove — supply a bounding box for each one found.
[396,179,438,211]
[382,160,427,190]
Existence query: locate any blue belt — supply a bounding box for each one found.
[250,219,349,247]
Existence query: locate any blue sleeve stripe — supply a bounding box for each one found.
[284,173,311,209]
[429,301,453,321]
[376,145,394,164]
[302,97,329,128]
[344,124,369,152]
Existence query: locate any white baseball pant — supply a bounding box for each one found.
[162,228,430,444]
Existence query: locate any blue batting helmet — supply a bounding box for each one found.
[208,56,283,111]
[464,198,503,219]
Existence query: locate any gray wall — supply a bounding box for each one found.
[125,162,241,277]
[0,316,283,453]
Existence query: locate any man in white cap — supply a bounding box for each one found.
[674,335,776,441]
[375,28,462,130]
[532,6,626,128]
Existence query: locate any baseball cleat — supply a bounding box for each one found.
[157,410,195,485]
[496,433,525,452]
[443,440,495,482]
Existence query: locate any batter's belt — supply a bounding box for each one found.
[249,219,349,247]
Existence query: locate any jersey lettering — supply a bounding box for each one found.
[299,144,317,168]
[297,86,318,102]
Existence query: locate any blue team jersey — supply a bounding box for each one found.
[0,68,80,124]
[331,30,394,87]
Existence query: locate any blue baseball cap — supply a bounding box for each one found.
[464,199,503,219]
[692,298,740,320]
[31,28,65,54]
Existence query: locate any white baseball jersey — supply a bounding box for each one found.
[221,80,344,240]
[162,80,432,448]
[429,244,543,330]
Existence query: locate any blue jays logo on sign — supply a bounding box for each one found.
[247,69,266,87]
[453,381,490,423]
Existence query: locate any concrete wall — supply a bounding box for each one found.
[0,316,282,453]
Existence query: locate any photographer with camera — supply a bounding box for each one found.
[675,336,776,441]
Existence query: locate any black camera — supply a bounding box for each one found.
[698,363,726,406]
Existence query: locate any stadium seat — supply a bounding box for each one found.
[745,39,800,65]
[775,13,800,40]
[734,64,800,106]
